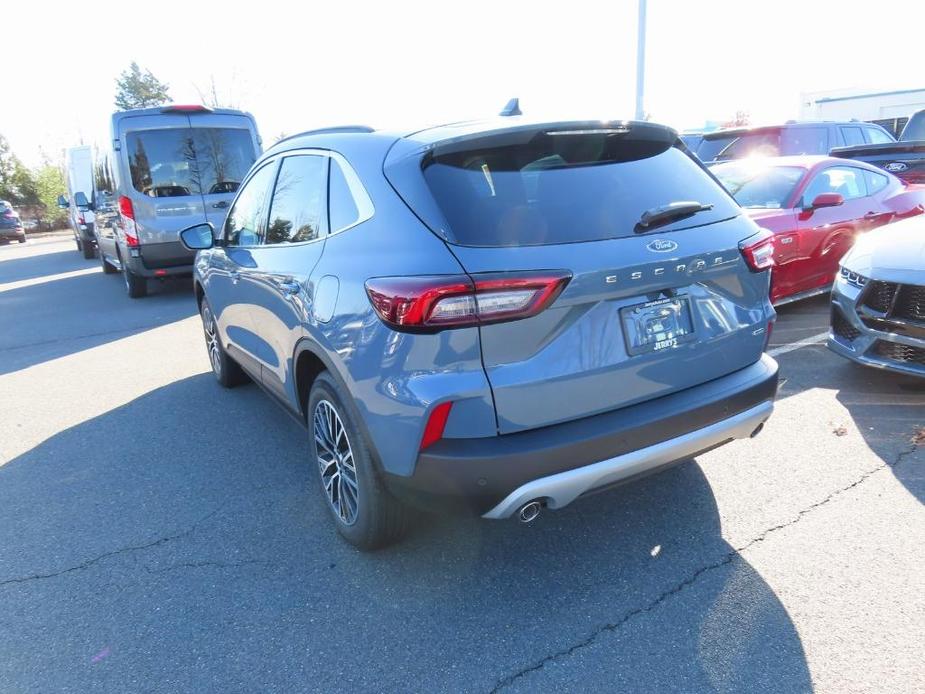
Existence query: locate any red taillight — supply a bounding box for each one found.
[161,104,213,113]
[740,228,775,272]
[118,195,139,247]
[365,271,571,332]
[420,401,453,451]
[77,211,85,225]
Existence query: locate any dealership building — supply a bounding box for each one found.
[799,87,925,136]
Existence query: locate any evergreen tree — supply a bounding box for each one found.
[114,62,171,110]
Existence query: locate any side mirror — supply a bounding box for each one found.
[57,194,69,209]
[809,192,844,210]
[73,191,91,211]
[179,222,215,250]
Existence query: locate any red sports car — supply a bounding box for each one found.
[711,156,925,305]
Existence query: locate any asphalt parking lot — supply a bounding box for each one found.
[1,234,922,693]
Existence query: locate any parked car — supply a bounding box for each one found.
[0,201,26,244]
[179,118,780,549]
[711,156,925,305]
[831,109,925,184]
[74,105,261,297]
[694,121,895,164]
[828,216,925,378]
[58,146,96,259]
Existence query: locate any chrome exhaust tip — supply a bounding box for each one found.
[750,422,765,438]
[517,500,543,524]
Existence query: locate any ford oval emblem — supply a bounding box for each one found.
[647,239,678,253]
[885,161,909,173]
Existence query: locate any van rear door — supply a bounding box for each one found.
[118,111,259,266]
[187,112,262,231]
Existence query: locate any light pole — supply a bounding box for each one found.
[635,0,647,121]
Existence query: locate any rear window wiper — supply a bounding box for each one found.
[635,201,714,233]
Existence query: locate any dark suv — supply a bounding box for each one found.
[180,118,780,549]
[0,201,26,244]
[693,121,895,164]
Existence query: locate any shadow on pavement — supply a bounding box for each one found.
[0,248,94,284]
[0,373,812,693]
[0,270,196,376]
[834,362,924,503]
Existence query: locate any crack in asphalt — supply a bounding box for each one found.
[0,505,224,589]
[489,442,920,692]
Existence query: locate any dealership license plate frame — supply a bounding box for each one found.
[621,295,697,356]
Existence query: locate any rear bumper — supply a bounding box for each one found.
[386,354,779,516]
[126,240,195,277]
[0,227,25,239]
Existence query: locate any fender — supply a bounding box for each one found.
[292,335,389,474]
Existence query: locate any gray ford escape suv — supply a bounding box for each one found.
[180,118,780,549]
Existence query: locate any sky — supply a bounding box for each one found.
[4,0,925,167]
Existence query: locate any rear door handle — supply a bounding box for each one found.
[212,201,229,209]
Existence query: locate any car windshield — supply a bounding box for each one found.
[711,162,805,209]
[126,127,257,198]
[713,131,783,161]
[695,134,739,162]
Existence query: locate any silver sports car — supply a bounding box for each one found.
[829,215,924,377]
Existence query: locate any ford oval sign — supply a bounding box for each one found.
[885,162,909,173]
[647,239,678,253]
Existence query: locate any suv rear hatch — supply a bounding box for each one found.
[385,121,774,434]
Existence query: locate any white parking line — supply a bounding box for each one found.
[0,267,99,293]
[768,331,830,357]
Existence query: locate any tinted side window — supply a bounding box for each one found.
[802,166,866,204]
[329,159,361,232]
[865,170,890,195]
[93,148,116,205]
[865,127,893,144]
[224,162,276,246]
[780,127,829,155]
[840,127,864,146]
[266,155,328,245]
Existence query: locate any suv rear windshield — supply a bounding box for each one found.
[126,128,257,198]
[420,133,738,247]
[901,111,925,141]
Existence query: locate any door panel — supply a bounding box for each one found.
[239,154,329,408]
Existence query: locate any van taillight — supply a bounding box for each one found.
[118,195,139,247]
[365,271,571,332]
[77,211,85,225]
[740,228,775,272]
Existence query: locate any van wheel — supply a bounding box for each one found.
[81,240,94,259]
[18,236,26,244]
[122,260,147,298]
[201,300,247,387]
[308,371,411,550]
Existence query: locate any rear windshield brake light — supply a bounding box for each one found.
[161,104,213,113]
[365,272,571,332]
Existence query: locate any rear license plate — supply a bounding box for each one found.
[621,296,696,356]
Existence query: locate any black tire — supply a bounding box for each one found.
[18,236,26,244]
[81,238,94,259]
[100,249,117,274]
[308,371,411,550]
[122,258,147,298]
[200,300,247,387]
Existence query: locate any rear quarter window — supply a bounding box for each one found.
[419,134,739,247]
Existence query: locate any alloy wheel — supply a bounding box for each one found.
[202,306,222,377]
[313,399,360,525]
